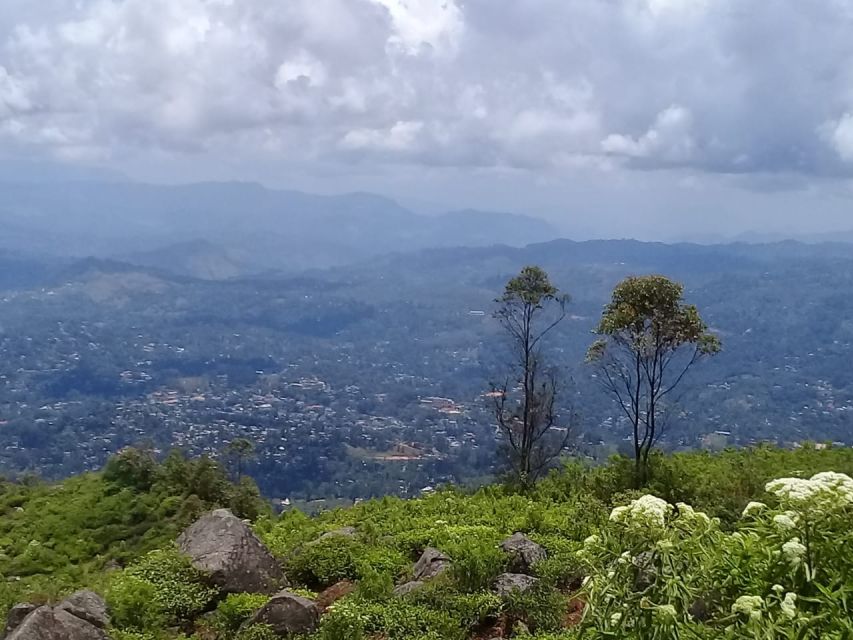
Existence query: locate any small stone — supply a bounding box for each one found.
[499,533,547,574]
[493,573,539,596]
[243,591,319,636]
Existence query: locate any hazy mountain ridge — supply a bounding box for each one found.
[0,181,559,276]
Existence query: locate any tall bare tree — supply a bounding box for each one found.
[491,266,572,488]
[587,275,720,484]
[224,437,255,480]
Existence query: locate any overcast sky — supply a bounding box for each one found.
[2,0,853,239]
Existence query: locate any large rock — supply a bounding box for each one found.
[5,605,108,640]
[499,533,547,574]
[243,591,319,636]
[178,509,286,594]
[493,573,539,596]
[413,548,451,581]
[4,604,38,637]
[56,591,109,629]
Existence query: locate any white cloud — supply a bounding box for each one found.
[275,51,328,88]
[341,120,424,152]
[371,0,464,55]
[1,0,853,181]
[829,113,853,162]
[0,65,32,116]
[602,105,695,162]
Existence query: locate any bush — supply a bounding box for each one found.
[108,574,164,631]
[318,598,463,640]
[446,537,506,593]
[578,472,853,639]
[213,593,269,634]
[503,585,567,633]
[108,548,218,630]
[285,537,361,588]
[234,623,279,640]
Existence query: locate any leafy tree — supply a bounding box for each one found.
[491,266,573,488]
[587,275,720,483]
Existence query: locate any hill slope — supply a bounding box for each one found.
[0,445,850,639]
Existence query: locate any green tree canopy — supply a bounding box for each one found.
[587,275,720,482]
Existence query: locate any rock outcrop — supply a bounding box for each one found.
[499,533,547,574]
[412,547,451,581]
[177,508,286,594]
[4,605,37,638]
[493,573,539,596]
[55,591,109,630]
[243,591,319,636]
[4,592,110,640]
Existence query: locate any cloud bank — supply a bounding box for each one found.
[1,0,853,238]
[1,0,852,172]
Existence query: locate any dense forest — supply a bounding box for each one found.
[0,445,850,639]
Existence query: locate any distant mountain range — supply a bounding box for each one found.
[0,181,558,278]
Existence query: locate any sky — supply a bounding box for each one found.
[1,0,853,239]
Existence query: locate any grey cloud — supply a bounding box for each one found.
[1,0,853,179]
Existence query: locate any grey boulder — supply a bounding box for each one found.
[493,573,539,596]
[5,599,109,640]
[413,548,451,581]
[243,591,319,636]
[177,508,286,594]
[56,591,109,629]
[4,604,38,638]
[499,533,547,574]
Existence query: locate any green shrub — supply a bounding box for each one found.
[446,537,506,593]
[285,537,361,588]
[213,593,269,634]
[108,574,164,631]
[108,548,218,629]
[503,585,566,633]
[354,568,394,601]
[529,535,583,589]
[319,598,464,640]
[234,623,279,640]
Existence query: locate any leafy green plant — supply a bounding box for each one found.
[447,537,506,593]
[108,548,218,630]
[212,593,269,634]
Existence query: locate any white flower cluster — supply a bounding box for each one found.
[742,501,766,517]
[780,592,797,619]
[732,595,764,620]
[766,472,853,510]
[772,511,800,530]
[610,494,672,528]
[675,502,712,525]
[653,604,678,622]
[583,534,600,547]
[781,538,807,567]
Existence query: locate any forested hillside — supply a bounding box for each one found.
[0,445,850,639]
[1,240,852,499]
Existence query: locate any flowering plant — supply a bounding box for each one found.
[576,473,853,639]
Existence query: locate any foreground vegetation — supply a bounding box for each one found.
[0,444,851,639]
